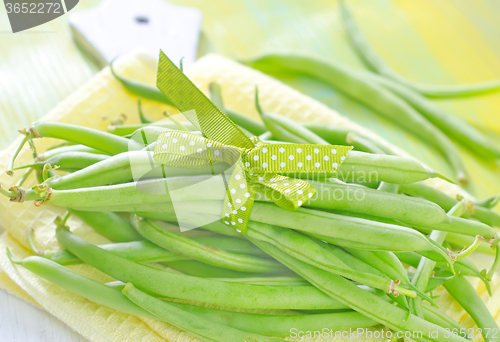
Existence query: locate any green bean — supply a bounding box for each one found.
[209,83,267,136]
[399,183,500,228]
[250,239,469,342]
[247,54,466,183]
[211,276,308,286]
[443,276,500,342]
[55,225,349,310]
[135,211,243,238]
[194,236,268,257]
[163,260,276,279]
[36,145,107,161]
[7,251,157,319]
[42,240,186,265]
[32,121,141,155]
[413,216,496,239]
[68,209,143,242]
[45,151,227,191]
[123,283,281,342]
[304,179,450,227]
[110,61,175,107]
[359,70,500,160]
[340,1,500,99]
[16,152,109,173]
[255,89,329,144]
[304,123,395,155]
[246,221,417,297]
[333,151,448,184]
[131,217,281,274]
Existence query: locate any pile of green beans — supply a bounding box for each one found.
[3,70,500,341]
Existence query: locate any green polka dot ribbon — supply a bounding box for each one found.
[153,51,352,233]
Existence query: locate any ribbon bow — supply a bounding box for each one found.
[153,51,352,233]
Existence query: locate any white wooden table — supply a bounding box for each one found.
[0,288,88,342]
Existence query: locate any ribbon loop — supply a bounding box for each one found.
[153,51,353,234]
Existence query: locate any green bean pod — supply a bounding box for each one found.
[399,183,500,228]
[7,252,157,319]
[304,123,395,155]
[304,179,450,227]
[110,61,175,107]
[131,217,282,274]
[37,145,107,161]
[250,239,469,342]
[247,54,466,183]
[55,225,349,310]
[68,209,143,242]
[443,276,500,342]
[339,1,500,99]
[29,121,141,155]
[333,151,448,184]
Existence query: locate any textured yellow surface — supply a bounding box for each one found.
[0,51,498,342]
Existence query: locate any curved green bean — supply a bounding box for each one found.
[7,251,157,319]
[443,276,500,342]
[110,61,175,107]
[68,209,143,242]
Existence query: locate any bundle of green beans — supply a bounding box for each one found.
[2,71,500,342]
